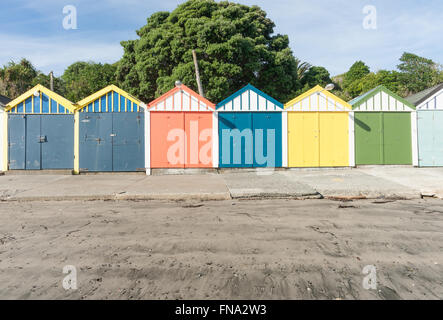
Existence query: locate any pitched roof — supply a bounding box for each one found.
[349,85,415,110]
[348,86,379,105]
[5,84,76,112]
[216,84,283,110]
[76,85,142,108]
[285,85,352,111]
[148,83,215,111]
[0,94,11,108]
[405,83,443,107]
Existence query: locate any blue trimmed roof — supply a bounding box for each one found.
[216,84,283,109]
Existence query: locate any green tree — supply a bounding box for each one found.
[0,59,38,98]
[397,52,441,95]
[342,61,370,93]
[298,66,333,94]
[117,0,301,103]
[62,61,117,102]
[32,72,66,96]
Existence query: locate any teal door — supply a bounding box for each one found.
[418,110,443,167]
[252,113,282,167]
[219,113,253,168]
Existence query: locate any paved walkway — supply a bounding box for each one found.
[1,167,443,201]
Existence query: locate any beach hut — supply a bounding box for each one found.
[147,82,217,170]
[216,84,284,168]
[285,85,354,167]
[406,83,443,167]
[3,85,76,171]
[75,85,145,173]
[350,85,417,166]
[0,94,11,172]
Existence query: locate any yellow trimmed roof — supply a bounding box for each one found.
[76,85,143,108]
[285,85,352,110]
[5,84,76,112]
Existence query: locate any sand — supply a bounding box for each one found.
[0,199,442,300]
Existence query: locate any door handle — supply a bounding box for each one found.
[110,134,117,137]
[38,136,47,143]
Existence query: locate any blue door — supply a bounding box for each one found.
[8,115,26,170]
[112,113,145,171]
[418,110,443,167]
[219,112,253,168]
[79,112,145,172]
[41,115,74,169]
[79,113,113,172]
[25,115,41,170]
[252,112,282,167]
[9,114,74,170]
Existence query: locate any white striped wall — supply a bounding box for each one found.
[416,88,443,110]
[354,91,413,111]
[286,91,349,112]
[218,89,280,112]
[150,89,212,112]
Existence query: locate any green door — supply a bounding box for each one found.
[355,112,412,165]
[383,112,412,165]
[355,113,383,165]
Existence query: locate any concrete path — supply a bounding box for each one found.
[1,167,442,201]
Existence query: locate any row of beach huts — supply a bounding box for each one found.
[0,82,442,174]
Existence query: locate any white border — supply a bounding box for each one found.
[282,111,288,167]
[348,112,355,167]
[0,111,4,172]
[411,111,418,167]
[142,104,151,175]
[212,111,219,168]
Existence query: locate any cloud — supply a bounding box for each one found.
[0,33,123,76]
[1,0,442,77]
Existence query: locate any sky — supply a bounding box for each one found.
[0,0,442,77]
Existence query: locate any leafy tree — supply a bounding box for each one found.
[32,72,66,96]
[298,66,333,94]
[62,61,117,102]
[397,52,441,95]
[342,61,370,92]
[295,58,312,82]
[0,59,38,98]
[117,0,301,103]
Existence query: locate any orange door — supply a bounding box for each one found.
[150,112,185,168]
[185,112,213,168]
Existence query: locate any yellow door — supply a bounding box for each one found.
[319,112,349,167]
[288,112,319,167]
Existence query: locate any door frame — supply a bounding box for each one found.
[77,112,145,172]
[145,110,218,174]
[286,111,354,168]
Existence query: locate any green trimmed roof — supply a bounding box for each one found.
[349,85,415,110]
[405,83,443,106]
[348,86,379,106]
